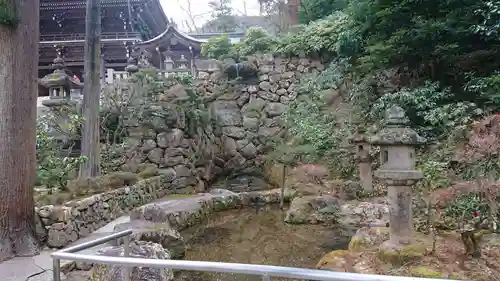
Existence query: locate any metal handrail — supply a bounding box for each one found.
[51,230,461,281]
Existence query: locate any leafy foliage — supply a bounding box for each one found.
[201,12,360,60]
[365,81,483,139]
[298,0,347,24]
[36,107,87,191]
[465,72,500,112]
[0,0,18,27]
[235,28,278,58]
[282,59,356,178]
[445,194,489,220]
[474,1,500,37]
[201,35,234,60]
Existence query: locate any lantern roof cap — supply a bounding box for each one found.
[369,106,426,146]
[38,56,83,89]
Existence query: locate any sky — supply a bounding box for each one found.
[159,0,262,32]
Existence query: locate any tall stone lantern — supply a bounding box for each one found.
[350,124,373,193]
[370,106,426,256]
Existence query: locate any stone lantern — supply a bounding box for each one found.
[125,57,139,73]
[370,106,426,255]
[163,48,174,70]
[38,56,83,143]
[350,124,372,193]
[39,56,83,104]
[178,54,188,69]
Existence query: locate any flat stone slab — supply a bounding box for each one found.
[0,256,46,281]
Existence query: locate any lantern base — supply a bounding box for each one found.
[378,238,426,266]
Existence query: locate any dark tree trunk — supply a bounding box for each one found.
[0,0,41,261]
[79,0,102,178]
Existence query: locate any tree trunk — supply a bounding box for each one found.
[0,0,41,261]
[79,0,102,178]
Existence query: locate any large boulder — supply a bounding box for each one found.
[339,200,389,227]
[348,227,390,252]
[130,202,208,230]
[210,100,242,127]
[91,241,174,281]
[316,250,377,274]
[284,195,341,224]
[112,220,186,259]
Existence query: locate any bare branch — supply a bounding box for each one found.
[176,0,199,33]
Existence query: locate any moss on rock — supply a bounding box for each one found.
[98,171,139,188]
[138,165,159,179]
[378,242,426,266]
[410,266,447,278]
[316,250,351,270]
[348,227,390,251]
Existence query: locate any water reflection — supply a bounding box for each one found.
[177,204,354,281]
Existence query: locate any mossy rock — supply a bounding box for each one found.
[97,172,138,189]
[348,227,390,251]
[316,250,351,270]
[378,242,426,266]
[36,192,74,206]
[137,163,158,173]
[66,177,100,195]
[138,165,159,179]
[410,266,447,278]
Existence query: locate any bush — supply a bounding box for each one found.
[281,59,357,178]
[358,81,483,140]
[201,35,234,60]
[36,107,87,191]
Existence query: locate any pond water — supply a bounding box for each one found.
[177,204,355,281]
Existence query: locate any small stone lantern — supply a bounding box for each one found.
[163,48,174,70]
[350,124,372,193]
[125,57,139,73]
[178,55,188,69]
[370,106,426,255]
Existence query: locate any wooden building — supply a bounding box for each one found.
[38,0,168,95]
[38,0,249,92]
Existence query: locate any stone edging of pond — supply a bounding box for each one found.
[35,176,171,248]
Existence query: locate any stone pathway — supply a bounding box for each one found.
[0,192,230,281]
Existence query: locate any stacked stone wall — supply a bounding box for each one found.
[120,54,324,192]
[35,176,166,248]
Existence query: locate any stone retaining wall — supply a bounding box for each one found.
[35,176,167,248]
[120,54,324,192]
[197,55,324,174]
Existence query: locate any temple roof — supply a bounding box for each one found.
[134,24,207,51]
[39,0,168,39]
[40,0,150,10]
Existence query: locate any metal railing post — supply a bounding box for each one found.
[123,235,131,281]
[262,274,271,281]
[52,258,61,281]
